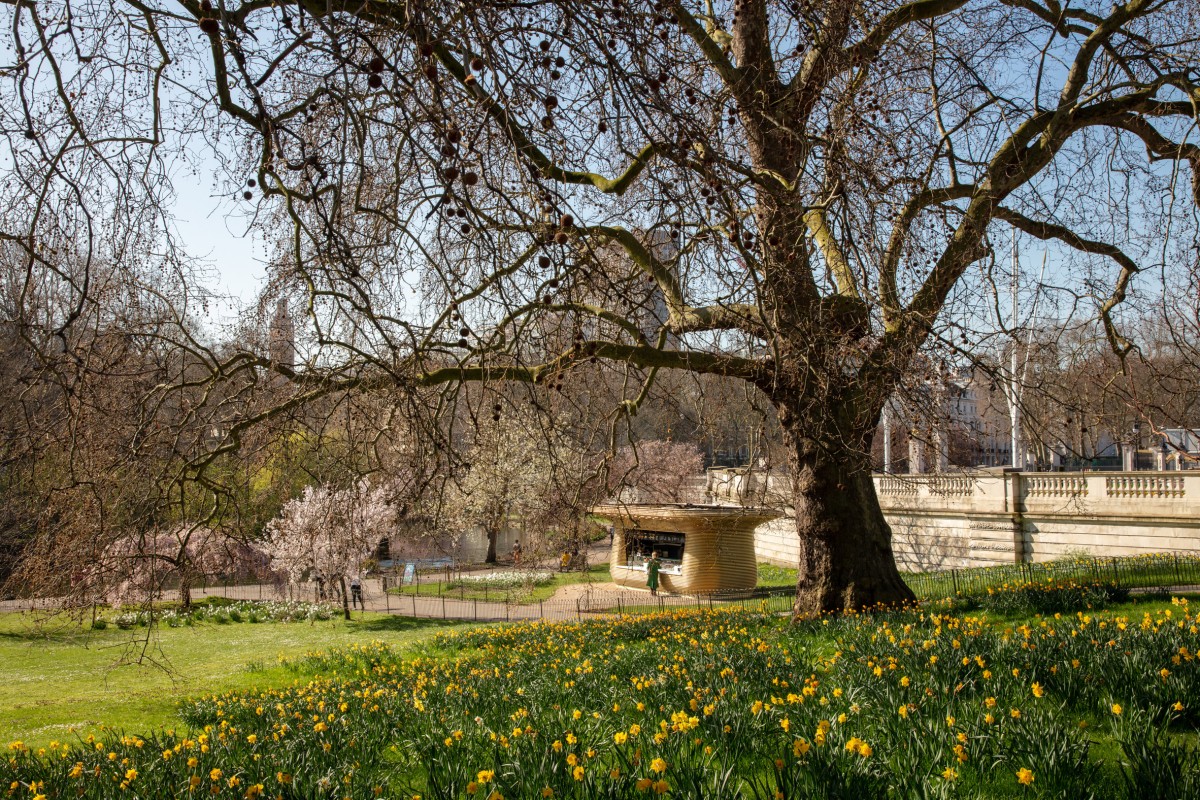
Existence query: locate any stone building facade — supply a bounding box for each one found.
[707,468,1200,571]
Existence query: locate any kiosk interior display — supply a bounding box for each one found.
[623,530,684,575]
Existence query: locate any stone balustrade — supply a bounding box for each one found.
[706,468,1200,572]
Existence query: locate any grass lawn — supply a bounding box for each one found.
[760,553,1200,600]
[756,562,798,587]
[388,563,612,603]
[7,587,1186,752]
[0,609,461,750]
[902,552,1200,600]
[6,588,1196,799]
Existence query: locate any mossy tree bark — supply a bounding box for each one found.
[770,377,915,615]
[786,432,914,614]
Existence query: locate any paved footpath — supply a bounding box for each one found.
[0,542,697,622]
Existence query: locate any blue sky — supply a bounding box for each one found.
[171,167,268,319]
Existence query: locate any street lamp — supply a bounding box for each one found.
[1128,422,1142,471]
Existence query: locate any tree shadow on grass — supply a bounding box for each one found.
[0,629,95,645]
[346,615,477,634]
[0,611,110,645]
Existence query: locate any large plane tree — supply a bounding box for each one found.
[2,0,1198,613]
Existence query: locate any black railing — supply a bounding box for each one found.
[903,553,1200,600]
[6,556,1193,619]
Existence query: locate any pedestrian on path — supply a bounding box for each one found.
[646,551,661,596]
[512,540,522,565]
[350,575,363,609]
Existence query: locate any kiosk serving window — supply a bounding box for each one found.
[624,529,685,573]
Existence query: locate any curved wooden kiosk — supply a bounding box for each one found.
[592,503,779,594]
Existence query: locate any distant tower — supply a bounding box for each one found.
[576,228,682,350]
[268,298,295,370]
[638,229,680,349]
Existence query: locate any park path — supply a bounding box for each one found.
[6,536,1193,621]
[346,540,680,622]
[0,540,675,622]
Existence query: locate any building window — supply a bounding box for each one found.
[624,530,685,571]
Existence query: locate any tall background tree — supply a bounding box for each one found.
[1,1,1197,613]
[447,409,560,564]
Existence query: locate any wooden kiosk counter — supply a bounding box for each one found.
[591,503,779,594]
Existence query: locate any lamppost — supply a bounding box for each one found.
[1125,421,1141,472]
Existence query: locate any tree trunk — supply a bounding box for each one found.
[179,578,192,612]
[784,414,916,616]
[485,526,498,564]
[338,575,351,621]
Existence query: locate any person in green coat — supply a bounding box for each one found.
[646,551,661,596]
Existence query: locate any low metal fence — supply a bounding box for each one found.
[375,585,796,622]
[903,553,1200,600]
[0,581,795,621]
[7,555,1195,619]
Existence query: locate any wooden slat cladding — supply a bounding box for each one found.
[596,504,778,594]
